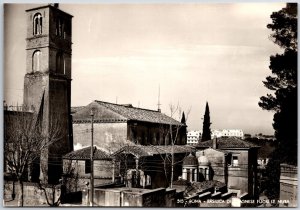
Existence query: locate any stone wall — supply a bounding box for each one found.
[226,149,249,196]
[196,148,226,183]
[4,181,60,206]
[83,187,167,207]
[128,121,186,145]
[73,123,127,152]
[279,164,297,207]
[63,159,115,192]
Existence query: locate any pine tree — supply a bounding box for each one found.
[259,3,297,203]
[201,102,211,142]
[259,3,297,165]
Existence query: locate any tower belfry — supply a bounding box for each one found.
[23,4,73,183]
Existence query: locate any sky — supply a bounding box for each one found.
[4,3,285,135]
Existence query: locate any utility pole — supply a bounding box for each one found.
[90,110,94,206]
[157,84,161,112]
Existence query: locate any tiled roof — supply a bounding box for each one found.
[183,153,198,166]
[71,106,85,114]
[113,145,195,158]
[94,100,183,125]
[197,137,259,149]
[173,179,191,186]
[63,146,111,160]
[185,180,226,197]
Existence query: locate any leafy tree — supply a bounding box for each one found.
[201,102,211,142]
[259,3,297,165]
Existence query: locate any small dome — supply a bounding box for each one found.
[183,153,198,166]
[198,153,210,166]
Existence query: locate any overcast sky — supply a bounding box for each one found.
[4,3,285,135]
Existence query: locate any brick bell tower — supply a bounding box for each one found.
[23,4,73,184]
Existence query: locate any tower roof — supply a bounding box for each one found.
[183,153,198,166]
[63,146,111,160]
[25,4,73,18]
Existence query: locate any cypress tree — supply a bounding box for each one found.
[201,102,211,141]
[181,112,186,124]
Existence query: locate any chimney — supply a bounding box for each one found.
[213,137,217,149]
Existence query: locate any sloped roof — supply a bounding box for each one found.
[71,106,85,114]
[94,100,183,125]
[113,145,195,158]
[63,146,111,160]
[197,137,259,149]
[183,153,198,166]
[72,100,184,125]
[204,147,228,154]
[185,180,226,197]
[173,179,191,186]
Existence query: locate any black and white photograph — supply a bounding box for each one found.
[3,2,297,207]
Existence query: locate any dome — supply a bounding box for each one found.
[183,153,198,166]
[198,153,210,166]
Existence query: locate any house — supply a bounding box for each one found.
[62,144,194,195]
[187,131,201,145]
[220,129,244,139]
[113,144,194,189]
[71,100,187,152]
[62,146,115,190]
[196,137,259,200]
[187,129,244,145]
[63,100,190,191]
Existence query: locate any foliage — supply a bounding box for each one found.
[201,102,211,141]
[259,3,297,201]
[264,150,280,206]
[259,3,297,165]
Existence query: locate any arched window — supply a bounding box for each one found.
[63,58,66,74]
[151,133,156,145]
[56,18,64,37]
[32,50,41,72]
[33,13,42,35]
[56,53,64,74]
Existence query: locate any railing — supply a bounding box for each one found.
[3,103,36,112]
[4,105,25,112]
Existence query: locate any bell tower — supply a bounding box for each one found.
[23,4,73,184]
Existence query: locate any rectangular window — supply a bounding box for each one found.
[232,156,239,166]
[226,153,232,166]
[85,160,91,174]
